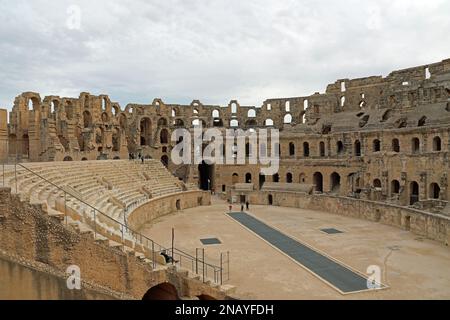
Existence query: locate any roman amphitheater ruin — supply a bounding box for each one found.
[1,59,450,299]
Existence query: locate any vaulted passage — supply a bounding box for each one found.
[142,283,180,300]
[198,161,214,191]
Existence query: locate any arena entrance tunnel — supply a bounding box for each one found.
[198,160,214,191]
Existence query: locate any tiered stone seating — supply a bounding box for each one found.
[1,160,190,250]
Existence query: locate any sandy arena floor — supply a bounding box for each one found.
[138,197,450,300]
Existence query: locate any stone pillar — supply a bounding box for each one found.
[0,109,8,162]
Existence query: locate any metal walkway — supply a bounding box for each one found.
[228,212,377,294]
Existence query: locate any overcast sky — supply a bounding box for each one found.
[0,0,449,111]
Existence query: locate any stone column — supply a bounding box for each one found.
[0,109,8,162]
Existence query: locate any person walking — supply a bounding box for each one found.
[246,201,249,210]
[241,203,244,212]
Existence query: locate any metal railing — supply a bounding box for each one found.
[1,162,229,285]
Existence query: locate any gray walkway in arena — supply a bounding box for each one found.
[228,212,376,294]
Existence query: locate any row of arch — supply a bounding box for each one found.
[287,136,443,158]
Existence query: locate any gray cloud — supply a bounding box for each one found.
[0,0,449,111]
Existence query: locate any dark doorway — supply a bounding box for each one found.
[142,283,180,300]
[313,172,323,193]
[161,155,169,167]
[268,194,273,205]
[259,174,265,190]
[410,181,419,205]
[198,161,214,191]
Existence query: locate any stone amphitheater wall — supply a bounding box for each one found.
[0,187,229,300]
[127,190,211,231]
[243,190,450,245]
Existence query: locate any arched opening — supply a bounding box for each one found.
[113,156,120,160]
[101,112,109,123]
[212,117,223,127]
[433,136,441,151]
[176,199,181,210]
[140,118,152,146]
[63,156,73,161]
[392,139,400,152]
[286,173,293,183]
[245,173,252,183]
[319,141,325,157]
[391,180,400,196]
[284,114,292,124]
[232,173,239,185]
[142,283,180,300]
[373,179,382,188]
[285,101,290,112]
[429,183,440,199]
[247,109,256,118]
[272,173,279,183]
[373,139,381,152]
[289,142,295,156]
[330,172,340,193]
[259,174,265,189]
[418,116,427,127]
[231,102,237,114]
[354,140,361,156]
[245,119,257,127]
[83,111,92,128]
[230,119,239,128]
[81,158,88,161]
[313,172,323,193]
[158,118,168,126]
[160,129,169,144]
[410,181,419,205]
[161,155,169,167]
[268,194,273,205]
[265,119,274,127]
[299,173,306,183]
[336,141,344,155]
[411,137,420,154]
[303,142,310,157]
[245,143,251,158]
[212,109,220,118]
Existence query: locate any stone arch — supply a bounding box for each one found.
[429,183,440,199]
[284,114,292,124]
[272,173,279,182]
[391,180,400,195]
[245,173,252,183]
[299,173,306,183]
[313,172,323,192]
[392,138,400,152]
[289,142,295,156]
[230,119,239,127]
[22,134,29,157]
[232,173,239,185]
[330,172,340,193]
[410,181,419,205]
[303,142,310,157]
[63,156,73,161]
[158,118,168,126]
[373,179,382,188]
[174,119,184,127]
[411,137,420,154]
[83,111,92,128]
[140,117,152,146]
[286,172,293,183]
[212,109,220,118]
[433,136,441,151]
[319,141,325,157]
[160,129,169,144]
[265,119,274,126]
[354,140,361,156]
[142,282,180,300]
[245,119,257,127]
[373,139,381,152]
[336,141,344,154]
[247,109,256,118]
